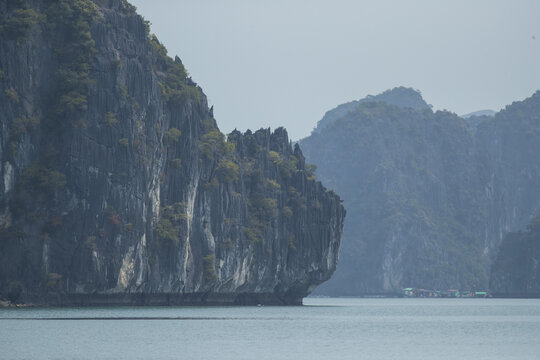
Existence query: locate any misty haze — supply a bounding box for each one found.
[1,0,539,359]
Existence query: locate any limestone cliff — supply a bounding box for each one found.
[490,216,540,297]
[300,88,540,295]
[0,0,345,305]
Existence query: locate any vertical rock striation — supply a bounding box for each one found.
[490,216,540,297]
[0,0,345,305]
[300,88,540,295]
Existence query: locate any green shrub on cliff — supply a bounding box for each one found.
[247,195,278,239]
[151,35,202,106]
[4,88,19,103]
[118,138,129,147]
[9,116,40,154]
[287,186,306,211]
[268,151,280,164]
[278,155,299,179]
[20,164,66,195]
[244,227,262,245]
[58,90,88,115]
[287,234,296,251]
[203,255,218,283]
[199,130,225,161]
[105,112,118,126]
[156,202,187,246]
[11,116,40,140]
[265,179,281,191]
[45,0,98,120]
[150,34,168,59]
[255,197,278,221]
[282,206,293,219]
[243,134,260,156]
[164,127,181,143]
[1,8,44,42]
[215,160,239,183]
[156,218,176,244]
[305,164,317,180]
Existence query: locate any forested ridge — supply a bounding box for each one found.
[300,88,540,295]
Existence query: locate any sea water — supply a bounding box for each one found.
[1,298,539,360]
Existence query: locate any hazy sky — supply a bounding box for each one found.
[130,0,540,140]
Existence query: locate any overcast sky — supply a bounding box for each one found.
[130,0,540,140]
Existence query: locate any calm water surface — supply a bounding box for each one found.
[1,298,539,360]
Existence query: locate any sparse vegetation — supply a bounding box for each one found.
[156,202,187,245]
[278,155,299,179]
[1,8,44,42]
[203,178,220,190]
[305,164,317,180]
[143,19,151,36]
[46,0,98,120]
[225,141,236,155]
[244,227,261,245]
[282,206,293,219]
[250,196,278,223]
[5,87,19,103]
[287,234,296,251]
[151,34,202,107]
[268,151,280,164]
[287,186,306,211]
[164,127,181,143]
[150,34,168,59]
[86,236,97,251]
[20,164,66,195]
[119,85,128,98]
[215,160,239,183]
[310,199,322,210]
[265,179,281,191]
[105,112,118,126]
[203,255,218,282]
[10,116,40,141]
[198,130,225,161]
[245,192,279,246]
[118,138,129,147]
[0,0,348,303]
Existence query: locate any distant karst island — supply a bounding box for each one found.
[1,0,538,307]
[300,87,540,298]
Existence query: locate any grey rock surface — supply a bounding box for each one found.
[300,89,540,295]
[0,0,345,305]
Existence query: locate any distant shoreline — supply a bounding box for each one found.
[0,292,303,308]
[3,293,540,308]
[309,293,540,299]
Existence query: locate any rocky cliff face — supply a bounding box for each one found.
[311,87,431,135]
[0,0,345,305]
[490,216,540,297]
[299,88,540,295]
